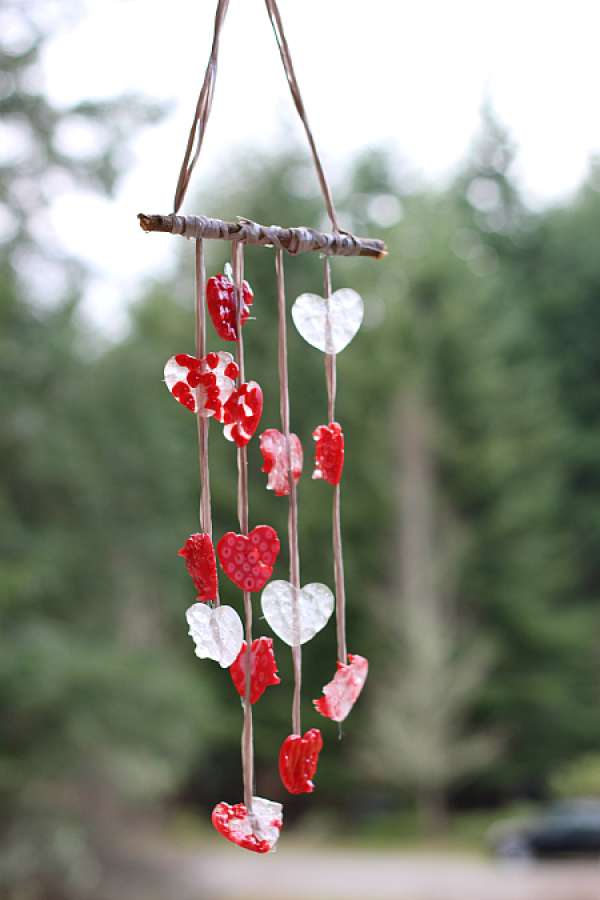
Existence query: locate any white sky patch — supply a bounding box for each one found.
[39,0,600,333]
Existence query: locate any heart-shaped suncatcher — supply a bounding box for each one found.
[186,603,243,668]
[261,580,334,646]
[291,288,364,355]
[212,796,283,854]
[143,0,386,855]
[217,525,280,593]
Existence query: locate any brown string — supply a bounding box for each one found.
[194,240,220,607]
[173,0,230,214]
[323,258,348,666]
[171,0,344,236]
[275,248,302,737]
[263,0,341,233]
[232,241,254,812]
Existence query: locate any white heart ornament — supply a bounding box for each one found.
[291,288,364,354]
[261,580,334,646]
[185,603,243,668]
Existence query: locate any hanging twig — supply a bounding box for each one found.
[138,214,386,260]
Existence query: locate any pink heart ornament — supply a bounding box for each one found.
[314,654,369,722]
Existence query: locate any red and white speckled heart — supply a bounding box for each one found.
[222,381,263,447]
[212,796,283,854]
[164,351,238,420]
[259,429,303,496]
[217,526,280,593]
[314,653,368,722]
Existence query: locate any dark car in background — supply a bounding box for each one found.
[488,800,600,859]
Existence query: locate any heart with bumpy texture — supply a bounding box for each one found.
[164,351,238,419]
[207,271,254,342]
[185,603,243,668]
[314,653,369,722]
[229,637,280,704]
[313,422,344,485]
[261,580,334,646]
[217,526,280,593]
[178,533,217,602]
[259,428,303,496]
[279,728,323,795]
[291,288,364,354]
[212,796,283,854]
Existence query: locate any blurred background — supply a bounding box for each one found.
[3,1,600,898]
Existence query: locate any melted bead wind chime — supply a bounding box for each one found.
[139,0,386,854]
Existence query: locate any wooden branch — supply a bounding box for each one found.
[138,213,387,260]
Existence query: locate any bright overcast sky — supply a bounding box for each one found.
[40,0,600,332]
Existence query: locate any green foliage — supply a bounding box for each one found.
[552,754,600,799]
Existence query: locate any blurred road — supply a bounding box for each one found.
[181,847,600,900]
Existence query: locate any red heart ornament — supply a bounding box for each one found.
[279,728,323,795]
[259,428,303,496]
[222,381,263,447]
[164,351,239,419]
[212,796,283,854]
[229,637,281,704]
[178,533,218,602]
[314,654,368,722]
[313,422,345,485]
[217,525,280,593]
[207,272,254,342]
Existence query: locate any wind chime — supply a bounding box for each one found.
[139,0,386,854]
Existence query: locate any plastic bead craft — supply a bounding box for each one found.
[139,0,386,855]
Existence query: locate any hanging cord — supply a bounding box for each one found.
[194,240,220,606]
[323,258,348,666]
[275,248,302,736]
[171,0,343,236]
[232,240,254,812]
[173,0,230,214]
[263,0,341,234]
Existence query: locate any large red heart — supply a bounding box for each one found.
[178,533,217,602]
[279,728,323,795]
[212,796,283,854]
[229,637,280,704]
[314,654,368,722]
[259,428,303,496]
[313,422,345,485]
[222,381,263,447]
[217,525,280,593]
[164,351,238,420]
[207,271,254,342]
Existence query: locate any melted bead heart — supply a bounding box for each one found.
[212,796,283,854]
[164,351,238,419]
[222,381,263,447]
[259,428,303,496]
[314,653,369,722]
[291,288,364,354]
[178,533,217,602]
[313,422,344,485]
[261,580,334,646]
[279,729,323,795]
[185,603,243,668]
[207,271,254,342]
[229,637,281,704]
[217,526,280,593]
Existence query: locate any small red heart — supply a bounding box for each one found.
[212,796,283,854]
[314,654,368,723]
[229,637,281,704]
[164,351,238,420]
[217,525,280,593]
[259,428,303,496]
[313,422,345,485]
[222,381,263,447]
[178,533,218,602]
[279,728,323,795]
[207,272,254,342]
